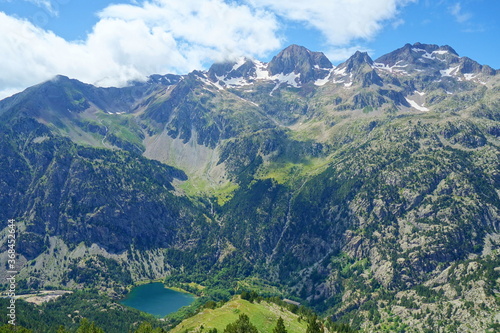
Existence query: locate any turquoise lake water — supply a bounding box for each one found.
[120,283,195,317]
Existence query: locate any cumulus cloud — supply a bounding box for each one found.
[0,12,144,97]
[246,0,416,45]
[98,0,280,60]
[0,0,280,98]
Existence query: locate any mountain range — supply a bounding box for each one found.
[1,42,499,332]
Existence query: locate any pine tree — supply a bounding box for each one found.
[135,322,153,333]
[57,326,69,333]
[223,314,258,333]
[0,324,32,333]
[306,316,324,333]
[134,322,168,333]
[76,319,105,333]
[273,317,288,333]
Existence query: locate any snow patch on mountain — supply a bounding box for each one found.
[221,76,252,87]
[413,48,449,62]
[411,48,427,54]
[212,59,318,91]
[373,63,391,71]
[314,68,334,86]
[200,75,224,90]
[231,57,247,72]
[254,60,270,80]
[373,62,409,74]
[334,67,347,76]
[433,50,449,55]
[330,67,351,84]
[405,98,429,112]
[269,72,301,95]
[440,66,460,77]
[271,72,301,88]
[464,73,476,81]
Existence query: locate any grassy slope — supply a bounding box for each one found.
[170,297,308,333]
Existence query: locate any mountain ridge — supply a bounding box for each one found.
[1,41,497,113]
[1,42,500,332]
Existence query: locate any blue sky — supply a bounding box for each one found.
[0,0,498,98]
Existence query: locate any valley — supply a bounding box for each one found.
[0,42,499,332]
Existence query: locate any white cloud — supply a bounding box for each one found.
[0,12,144,98]
[0,0,280,98]
[0,0,414,99]
[392,18,405,29]
[246,0,416,45]
[325,46,373,63]
[98,0,280,60]
[23,0,58,16]
[449,3,471,23]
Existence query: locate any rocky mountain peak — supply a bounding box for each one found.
[374,42,460,69]
[457,57,497,76]
[338,51,374,73]
[372,42,496,83]
[267,44,333,83]
[207,57,257,82]
[411,42,458,56]
[333,51,382,87]
[147,74,182,86]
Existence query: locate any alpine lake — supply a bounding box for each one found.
[120,282,195,317]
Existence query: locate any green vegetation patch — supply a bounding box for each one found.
[170,297,308,333]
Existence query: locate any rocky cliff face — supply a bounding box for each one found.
[1,43,499,331]
[267,44,333,83]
